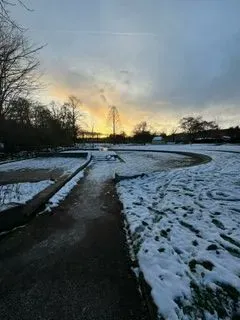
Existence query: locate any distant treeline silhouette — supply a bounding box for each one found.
[1,96,82,152]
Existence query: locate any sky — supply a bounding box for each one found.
[11,0,240,134]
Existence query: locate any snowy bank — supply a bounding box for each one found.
[45,170,85,211]
[45,154,92,211]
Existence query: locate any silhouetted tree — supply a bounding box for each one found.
[62,96,82,142]
[0,22,42,122]
[108,131,126,144]
[1,96,83,151]
[0,0,31,27]
[180,116,218,142]
[132,121,154,144]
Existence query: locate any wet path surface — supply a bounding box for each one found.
[0,164,149,320]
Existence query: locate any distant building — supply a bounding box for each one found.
[152,136,164,144]
[222,135,231,142]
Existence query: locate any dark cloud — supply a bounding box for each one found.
[206,34,240,105]
[17,0,240,126]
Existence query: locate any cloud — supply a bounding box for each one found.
[205,34,240,105]
[100,94,109,105]
[120,70,129,74]
[34,0,240,131]
[38,29,158,37]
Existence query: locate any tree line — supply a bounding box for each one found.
[107,117,219,144]
[99,117,240,144]
[1,96,82,152]
[0,2,84,152]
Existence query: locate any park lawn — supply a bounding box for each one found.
[117,145,240,320]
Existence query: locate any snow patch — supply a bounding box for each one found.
[46,170,85,210]
[0,180,54,211]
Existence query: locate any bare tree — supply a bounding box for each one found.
[0,22,43,120]
[180,116,218,142]
[0,0,31,27]
[107,105,120,137]
[6,96,31,124]
[170,126,179,143]
[133,121,150,135]
[132,121,154,144]
[63,96,83,142]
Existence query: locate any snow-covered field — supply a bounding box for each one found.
[116,145,240,320]
[0,180,54,211]
[0,157,86,175]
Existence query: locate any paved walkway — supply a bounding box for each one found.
[0,163,149,320]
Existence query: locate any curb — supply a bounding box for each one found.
[23,153,92,216]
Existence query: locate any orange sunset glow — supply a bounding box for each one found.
[40,75,180,136]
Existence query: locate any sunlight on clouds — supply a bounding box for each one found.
[11,0,240,130]
[42,77,177,135]
[40,64,240,136]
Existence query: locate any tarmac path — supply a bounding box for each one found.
[0,163,149,320]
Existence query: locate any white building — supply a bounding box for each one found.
[152,136,164,144]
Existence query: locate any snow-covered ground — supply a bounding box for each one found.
[1,145,239,319]
[116,145,240,320]
[0,180,54,211]
[116,151,193,176]
[0,157,86,175]
[85,150,193,181]
[0,156,90,212]
[113,143,240,153]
